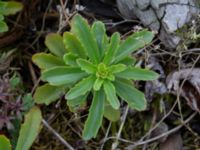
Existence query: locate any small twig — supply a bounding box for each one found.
[140,55,200,142]
[105,19,140,27]
[177,51,184,121]
[58,0,69,32]
[182,48,200,56]
[140,99,178,141]
[28,62,37,85]
[42,119,75,150]
[31,78,40,95]
[59,0,69,20]
[25,0,53,51]
[104,112,197,148]
[176,55,200,114]
[112,105,129,150]
[127,112,197,148]
[100,122,112,150]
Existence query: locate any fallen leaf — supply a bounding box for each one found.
[166,68,200,112]
[159,133,183,150]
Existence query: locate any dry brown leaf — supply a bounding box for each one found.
[166,68,200,112]
[159,133,183,150]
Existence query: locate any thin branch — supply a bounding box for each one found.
[100,122,112,150]
[112,105,129,150]
[42,119,75,150]
[25,0,53,51]
[104,112,197,149]
[126,112,197,149]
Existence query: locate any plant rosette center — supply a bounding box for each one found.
[96,63,114,81]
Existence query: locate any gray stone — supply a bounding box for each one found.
[134,8,160,31]
[116,0,199,49]
[159,29,181,48]
[162,4,190,33]
[135,0,150,10]
[116,0,136,19]
[150,0,169,9]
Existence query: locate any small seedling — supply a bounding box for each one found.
[32,14,159,140]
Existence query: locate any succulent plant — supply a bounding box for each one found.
[32,14,159,140]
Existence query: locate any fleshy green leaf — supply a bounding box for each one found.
[107,74,115,81]
[16,107,42,150]
[63,32,86,58]
[114,30,154,63]
[116,67,159,81]
[32,53,65,70]
[118,56,136,66]
[0,1,23,15]
[34,84,65,105]
[45,33,67,57]
[77,58,96,74]
[66,75,95,100]
[83,89,105,140]
[108,64,126,74]
[67,93,88,107]
[71,14,100,63]
[104,101,120,122]
[114,79,146,111]
[103,32,120,65]
[103,81,120,109]
[93,78,104,91]
[0,135,11,150]
[0,1,7,9]
[0,14,4,21]
[63,53,78,66]
[0,20,8,32]
[91,21,108,58]
[41,66,87,86]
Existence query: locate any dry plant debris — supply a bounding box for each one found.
[167,68,200,112]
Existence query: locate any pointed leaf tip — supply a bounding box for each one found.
[71,14,100,63]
